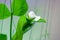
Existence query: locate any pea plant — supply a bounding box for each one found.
[0,0,46,40]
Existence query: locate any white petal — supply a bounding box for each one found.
[28,11,36,18]
[34,16,41,21]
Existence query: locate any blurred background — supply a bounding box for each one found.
[0,0,60,40]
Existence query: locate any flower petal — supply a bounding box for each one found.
[28,11,36,19]
[34,16,41,21]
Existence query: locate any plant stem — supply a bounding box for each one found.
[10,13,13,40]
[12,31,23,40]
[10,0,13,40]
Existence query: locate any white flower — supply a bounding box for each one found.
[28,11,41,21]
[34,16,41,21]
[28,11,36,18]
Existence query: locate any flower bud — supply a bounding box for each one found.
[28,11,36,19]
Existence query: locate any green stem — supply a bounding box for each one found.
[10,0,13,40]
[12,31,23,40]
[10,13,13,40]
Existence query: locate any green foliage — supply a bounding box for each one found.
[12,15,27,40]
[22,18,34,33]
[12,0,28,16]
[15,15,34,34]
[0,0,46,40]
[12,15,46,40]
[0,34,7,40]
[0,0,28,20]
[12,31,23,40]
[17,15,27,31]
[0,4,10,19]
[0,0,28,40]
[12,15,34,40]
[37,18,46,23]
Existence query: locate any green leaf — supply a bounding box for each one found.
[12,31,23,40]
[12,0,28,16]
[23,18,34,33]
[17,15,27,31]
[0,34,7,40]
[0,4,10,19]
[12,15,34,40]
[12,15,27,40]
[23,26,32,33]
[37,18,46,23]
